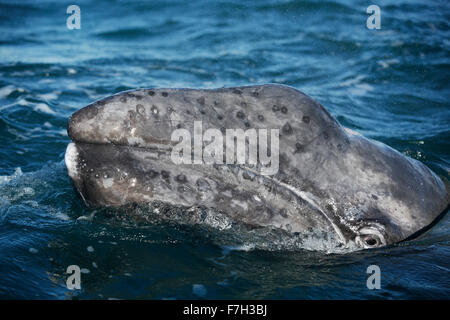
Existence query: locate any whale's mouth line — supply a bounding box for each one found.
[263,177,348,245]
[400,202,449,243]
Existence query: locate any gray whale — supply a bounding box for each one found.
[65,84,449,250]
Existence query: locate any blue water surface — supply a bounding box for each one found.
[0,0,449,299]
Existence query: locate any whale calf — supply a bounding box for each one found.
[65,84,449,250]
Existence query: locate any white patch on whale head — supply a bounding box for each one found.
[65,143,79,179]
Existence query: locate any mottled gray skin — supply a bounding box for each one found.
[65,84,449,250]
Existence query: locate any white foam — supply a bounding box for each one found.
[22,187,34,195]
[0,99,29,112]
[17,99,30,106]
[338,74,365,87]
[377,59,399,69]
[221,243,255,256]
[76,211,96,221]
[38,91,60,101]
[0,167,23,185]
[349,83,374,96]
[0,85,15,98]
[54,212,70,221]
[34,103,56,115]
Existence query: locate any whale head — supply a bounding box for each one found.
[65,85,449,251]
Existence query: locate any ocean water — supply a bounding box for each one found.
[0,0,449,299]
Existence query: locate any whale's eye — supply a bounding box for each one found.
[364,236,378,246]
[355,225,387,249]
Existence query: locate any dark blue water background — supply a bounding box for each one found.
[0,0,449,299]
